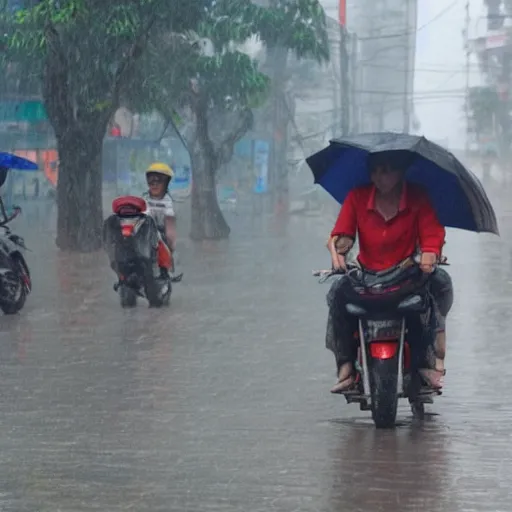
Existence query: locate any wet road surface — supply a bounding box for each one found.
[1,178,512,511]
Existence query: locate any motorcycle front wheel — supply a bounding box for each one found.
[0,258,28,315]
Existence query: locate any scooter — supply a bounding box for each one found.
[0,203,31,315]
[103,196,181,308]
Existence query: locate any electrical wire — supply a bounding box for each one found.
[355,0,461,41]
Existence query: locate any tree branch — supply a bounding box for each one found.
[111,15,158,107]
[42,20,73,132]
[215,107,253,168]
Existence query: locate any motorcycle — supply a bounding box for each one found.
[0,203,31,315]
[315,258,442,428]
[103,195,181,309]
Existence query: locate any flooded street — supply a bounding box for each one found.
[0,180,511,512]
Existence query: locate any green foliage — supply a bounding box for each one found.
[1,0,208,122]
[199,0,329,61]
[198,52,270,107]
[127,0,330,152]
[193,0,329,107]
[1,0,330,151]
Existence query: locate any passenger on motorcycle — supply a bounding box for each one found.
[326,154,453,393]
[142,162,176,278]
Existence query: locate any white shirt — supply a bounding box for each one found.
[142,191,175,231]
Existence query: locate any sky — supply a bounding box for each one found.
[414,0,485,149]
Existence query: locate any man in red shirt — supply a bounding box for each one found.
[326,155,453,393]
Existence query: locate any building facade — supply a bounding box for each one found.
[320,0,417,133]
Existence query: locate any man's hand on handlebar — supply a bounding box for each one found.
[332,252,346,272]
[419,252,437,273]
[328,235,351,272]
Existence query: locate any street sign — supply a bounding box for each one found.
[0,100,48,123]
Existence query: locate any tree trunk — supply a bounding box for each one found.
[189,148,230,240]
[42,37,110,252]
[268,46,290,211]
[55,127,104,251]
[188,89,230,240]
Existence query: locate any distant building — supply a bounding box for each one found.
[320,0,417,133]
[467,0,512,156]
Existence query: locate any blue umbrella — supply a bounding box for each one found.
[0,152,38,170]
[306,132,499,235]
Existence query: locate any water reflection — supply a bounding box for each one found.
[326,421,455,512]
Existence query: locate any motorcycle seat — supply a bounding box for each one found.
[346,293,427,318]
[112,196,147,216]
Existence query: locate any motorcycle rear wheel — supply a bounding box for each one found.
[370,357,399,429]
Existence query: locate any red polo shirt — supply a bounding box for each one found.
[331,183,445,271]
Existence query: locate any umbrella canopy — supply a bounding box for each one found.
[306,132,499,235]
[0,152,38,171]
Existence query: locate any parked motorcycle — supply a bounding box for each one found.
[315,260,441,428]
[0,204,31,315]
[103,196,180,308]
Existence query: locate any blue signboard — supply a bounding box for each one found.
[253,140,270,194]
[169,165,191,191]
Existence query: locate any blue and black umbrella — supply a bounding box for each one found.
[0,152,38,188]
[0,152,38,171]
[306,132,499,235]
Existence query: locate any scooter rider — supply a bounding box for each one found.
[142,162,177,278]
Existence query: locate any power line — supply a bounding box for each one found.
[361,62,483,72]
[355,88,466,96]
[416,0,461,33]
[357,0,461,41]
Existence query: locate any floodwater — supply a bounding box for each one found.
[0,175,511,511]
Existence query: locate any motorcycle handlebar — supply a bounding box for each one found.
[312,261,444,284]
[312,264,358,283]
[0,206,22,227]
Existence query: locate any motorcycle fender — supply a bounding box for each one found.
[103,214,158,263]
[369,341,399,360]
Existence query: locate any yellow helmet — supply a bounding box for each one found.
[146,162,174,180]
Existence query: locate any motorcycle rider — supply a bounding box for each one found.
[326,154,453,393]
[142,162,176,278]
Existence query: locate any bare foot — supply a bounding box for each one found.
[330,362,355,394]
[419,360,445,390]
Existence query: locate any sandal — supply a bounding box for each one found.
[330,374,356,394]
[419,367,446,390]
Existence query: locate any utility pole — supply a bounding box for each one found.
[350,33,359,134]
[340,26,350,135]
[464,0,471,155]
[402,0,411,133]
[339,0,349,135]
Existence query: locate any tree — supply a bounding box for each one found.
[1,0,206,251]
[128,0,329,239]
[468,86,501,148]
